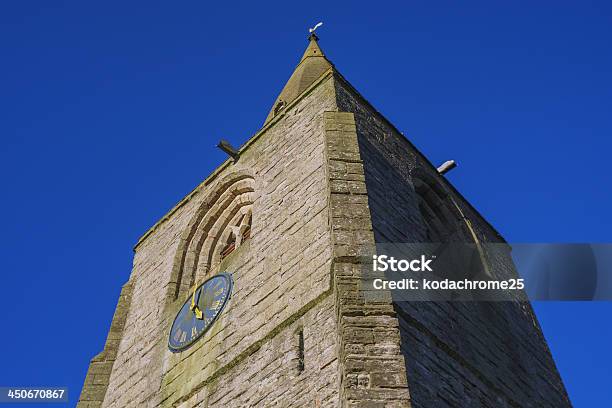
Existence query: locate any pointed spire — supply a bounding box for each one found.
[264,33,333,125]
[300,33,325,61]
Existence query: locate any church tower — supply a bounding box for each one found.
[79,34,571,407]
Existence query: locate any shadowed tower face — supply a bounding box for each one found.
[79,35,571,408]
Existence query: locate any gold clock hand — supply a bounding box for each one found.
[190,288,196,311]
[188,279,204,319]
[190,277,201,312]
[196,284,203,304]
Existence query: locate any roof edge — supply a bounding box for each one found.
[331,71,507,243]
[133,68,336,251]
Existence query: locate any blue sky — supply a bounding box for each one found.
[0,1,610,406]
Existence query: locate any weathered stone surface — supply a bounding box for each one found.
[324,111,411,408]
[334,74,571,408]
[80,38,570,408]
[83,73,345,408]
[78,281,133,407]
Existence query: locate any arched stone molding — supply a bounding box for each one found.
[168,171,255,302]
[412,170,467,243]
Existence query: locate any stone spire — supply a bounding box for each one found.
[264,33,333,124]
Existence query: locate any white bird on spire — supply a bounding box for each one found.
[309,22,323,34]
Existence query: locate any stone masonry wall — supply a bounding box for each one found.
[334,75,572,408]
[180,295,339,407]
[323,111,410,408]
[78,280,133,407]
[86,74,343,407]
[81,64,571,408]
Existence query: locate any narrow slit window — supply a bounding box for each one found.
[297,329,305,373]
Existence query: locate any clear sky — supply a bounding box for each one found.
[1,1,610,407]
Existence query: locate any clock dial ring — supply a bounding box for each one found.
[168,272,233,352]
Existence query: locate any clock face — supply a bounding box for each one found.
[168,272,233,352]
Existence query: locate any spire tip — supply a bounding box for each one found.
[308,22,323,41]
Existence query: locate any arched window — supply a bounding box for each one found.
[169,171,255,301]
[414,177,458,243]
[413,171,491,283]
[220,209,252,260]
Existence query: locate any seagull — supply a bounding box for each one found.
[309,22,323,34]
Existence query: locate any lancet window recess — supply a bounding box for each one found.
[413,176,461,243]
[219,208,252,260]
[170,172,255,300]
[413,171,492,281]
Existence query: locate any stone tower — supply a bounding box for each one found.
[79,34,571,407]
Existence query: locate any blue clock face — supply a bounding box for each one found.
[168,273,233,352]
